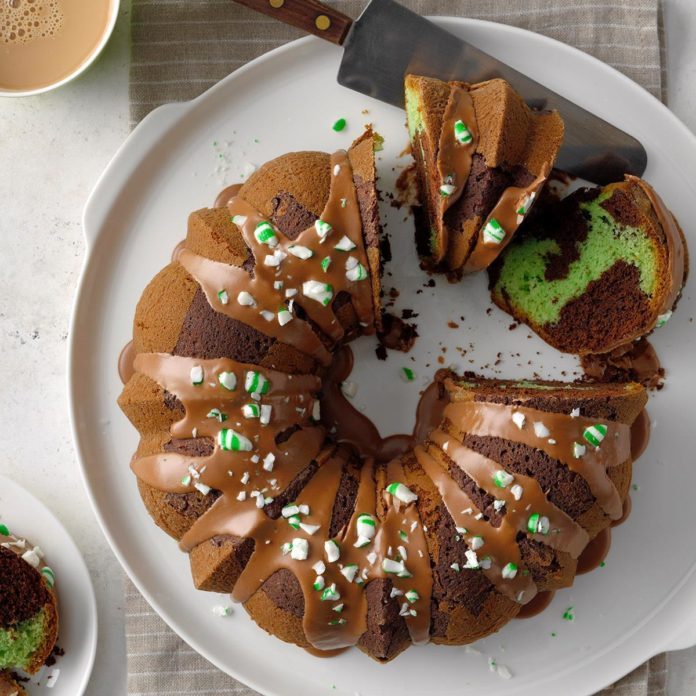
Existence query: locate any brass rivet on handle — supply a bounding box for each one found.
[315,14,331,30]
[269,0,284,8]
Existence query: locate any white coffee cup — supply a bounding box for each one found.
[0,0,120,98]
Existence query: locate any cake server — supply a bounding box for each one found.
[233,0,647,184]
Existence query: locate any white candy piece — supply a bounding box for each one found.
[237,291,256,307]
[218,371,237,391]
[334,235,356,252]
[573,442,586,459]
[260,404,272,425]
[341,380,358,398]
[533,421,551,438]
[288,245,313,260]
[341,564,359,582]
[386,482,418,504]
[512,412,526,429]
[302,280,333,306]
[290,538,309,560]
[190,365,204,385]
[300,522,320,535]
[262,452,275,471]
[325,539,340,563]
[315,219,333,242]
[510,484,524,501]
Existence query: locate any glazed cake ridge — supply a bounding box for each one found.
[118,126,649,661]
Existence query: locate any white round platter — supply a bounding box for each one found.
[0,475,97,695]
[70,16,696,696]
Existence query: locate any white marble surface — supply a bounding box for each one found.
[0,1,695,694]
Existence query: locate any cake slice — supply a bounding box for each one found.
[0,672,26,696]
[0,528,58,676]
[489,176,688,354]
[405,75,564,275]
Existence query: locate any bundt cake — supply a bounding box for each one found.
[119,125,650,661]
[405,74,564,276]
[0,527,58,676]
[489,175,688,355]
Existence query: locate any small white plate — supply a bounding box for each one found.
[72,16,696,696]
[0,475,97,695]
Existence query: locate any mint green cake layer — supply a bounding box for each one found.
[493,193,657,326]
[405,84,424,140]
[0,609,46,670]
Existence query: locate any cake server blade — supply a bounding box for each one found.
[233,0,647,184]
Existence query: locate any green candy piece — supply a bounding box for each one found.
[400,367,415,382]
[332,118,347,132]
[245,370,269,395]
[454,119,473,144]
[218,428,253,452]
[583,423,608,447]
[0,524,9,536]
[483,218,506,245]
[254,221,278,247]
[321,256,332,272]
[41,566,56,588]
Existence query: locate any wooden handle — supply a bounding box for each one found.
[233,0,353,45]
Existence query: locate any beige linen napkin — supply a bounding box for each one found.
[126,1,667,694]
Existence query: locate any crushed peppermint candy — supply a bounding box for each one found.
[400,367,416,382]
[386,482,418,504]
[315,219,332,242]
[290,538,309,560]
[218,429,253,452]
[510,484,523,501]
[493,470,514,488]
[584,423,608,447]
[334,235,356,252]
[190,365,204,385]
[212,605,232,617]
[512,411,526,429]
[288,244,313,259]
[527,513,550,535]
[325,539,340,563]
[483,218,506,245]
[218,371,237,390]
[533,421,551,438]
[237,291,256,307]
[302,280,334,306]
[254,220,278,247]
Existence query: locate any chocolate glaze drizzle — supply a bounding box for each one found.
[178,149,376,367]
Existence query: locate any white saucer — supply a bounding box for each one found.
[0,475,97,696]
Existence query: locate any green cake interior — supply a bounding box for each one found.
[492,193,657,326]
[0,609,46,671]
[405,83,441,257]
[405,83,424,141]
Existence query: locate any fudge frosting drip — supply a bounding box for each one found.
[177,149,375,367]
[416,397,630,604]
